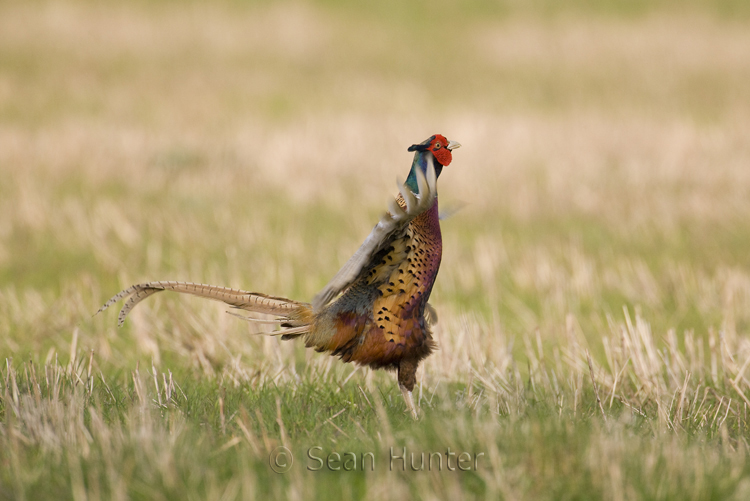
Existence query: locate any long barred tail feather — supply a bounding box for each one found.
[97,281,313,329]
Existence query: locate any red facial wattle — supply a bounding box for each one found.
[430,134,453,166]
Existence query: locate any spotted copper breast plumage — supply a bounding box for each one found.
[98,134,460,418]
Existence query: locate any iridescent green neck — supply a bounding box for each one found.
[405,151,443,194]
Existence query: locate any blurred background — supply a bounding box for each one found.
[5,1,750,498]
[2,0,750,365]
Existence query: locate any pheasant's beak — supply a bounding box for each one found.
[446,140,461,151]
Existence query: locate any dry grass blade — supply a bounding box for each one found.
[587,350,607,422]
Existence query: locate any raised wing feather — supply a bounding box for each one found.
[312,159,438,311]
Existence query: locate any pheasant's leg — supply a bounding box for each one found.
[398,359,419,419]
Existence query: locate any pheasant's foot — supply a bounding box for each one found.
[399,384,419,420]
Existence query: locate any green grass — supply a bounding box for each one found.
[3,0,750,498]
[4,325,750,499]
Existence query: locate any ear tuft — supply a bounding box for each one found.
[408,135,436,152]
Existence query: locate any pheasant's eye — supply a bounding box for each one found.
[433,143,442,150]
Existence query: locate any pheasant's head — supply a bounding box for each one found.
[405,134,460,193]
[408,134,461,167]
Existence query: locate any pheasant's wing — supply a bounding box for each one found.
[312,160,438,311]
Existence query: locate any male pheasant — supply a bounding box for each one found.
[98,134,460,418]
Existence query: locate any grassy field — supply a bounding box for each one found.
[3,0,750,498]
